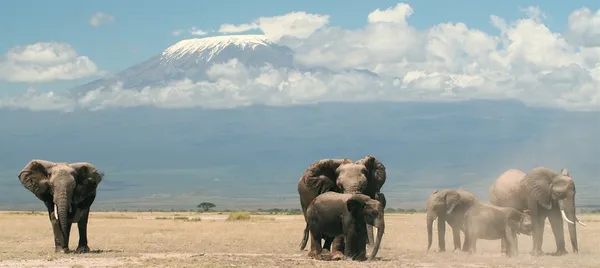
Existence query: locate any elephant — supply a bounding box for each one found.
[489,167,586,256]
[17,160,104,253]
[426,188,477,252]
[305,192,385,261]
[297,155,386,252]
[462,202,532,257]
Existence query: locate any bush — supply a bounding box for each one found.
[227,212,251,221]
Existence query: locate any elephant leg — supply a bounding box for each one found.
[465,233,477,254]
[308,230,322,259]
[451,226,462,252]
[500,237,507,253]
[437,217,446,252]
[548,209,568,256]
[45,201,66,252]
[330,236,345,260]
[505,225,517,257]
[512,231,518,253]
[75,208,91,253]
[531,214,546,256]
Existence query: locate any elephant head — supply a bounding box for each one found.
[18,160,104,249]
[522,167,585,226]
[303,155,386,196]
[507,209,533,235]
[346,195,385,261]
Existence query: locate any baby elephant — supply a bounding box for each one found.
[463,202,532,257]
[306,192,385,261]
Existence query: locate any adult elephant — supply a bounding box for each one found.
[489,167,586,256]
[17,160,104,253]
[426,188,477,252]
[297,155,386,253]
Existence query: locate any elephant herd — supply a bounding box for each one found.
[14,157,587,262]
[426,167,586,258]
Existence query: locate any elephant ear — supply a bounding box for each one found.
[444,190,460,215]
[375,192,387,210]
[522,167,555,210]
[356,155,386,191]
[69,162,104,204]
[346,196,366,216]
[17,160,56,201]
[302,158,352,195]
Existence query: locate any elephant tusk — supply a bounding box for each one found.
[577,220,587,227]
[561,209,575,225]
[53,204,58,220]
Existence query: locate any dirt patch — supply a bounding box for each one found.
[0,212,599,267]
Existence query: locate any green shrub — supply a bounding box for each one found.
[227,212,251,221]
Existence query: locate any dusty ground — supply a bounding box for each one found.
[0,211,599,267]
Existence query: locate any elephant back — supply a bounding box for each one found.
[489,169,527,210]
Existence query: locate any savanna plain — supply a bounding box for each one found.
[1,211,600,268]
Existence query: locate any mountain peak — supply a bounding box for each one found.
[161,34,272,62]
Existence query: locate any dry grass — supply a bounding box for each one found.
[0,211,599,267]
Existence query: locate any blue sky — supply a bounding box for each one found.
[1,1,599,111]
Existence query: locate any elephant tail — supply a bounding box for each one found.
[299,221,309,250]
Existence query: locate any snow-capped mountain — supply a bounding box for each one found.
[69,34,346,94]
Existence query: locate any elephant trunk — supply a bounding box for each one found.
[561,196,579,252]
[54,188,71,252]
[368,214,385,261]
[426,210,436,251]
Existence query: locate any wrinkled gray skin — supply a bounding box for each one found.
[489,167,586,256]
[297,155,386,253]
[463,202,532,257]
[426,188,477,252]
[306,192,385,261]
[18,160,104,253]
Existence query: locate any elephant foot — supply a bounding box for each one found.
[54,247,69,254]
[308,250,318,259]
[552,249,568,256]
[352,253,368,262]
[75,245,90,254]
[330,251,344,261]
[320,253,336,261]
[436,248,446,253]
[530,249,544,256]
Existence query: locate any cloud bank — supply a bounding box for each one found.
[0,42,101,83]
[2,3,600,112]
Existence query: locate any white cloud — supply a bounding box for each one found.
[0,42,101,83]
[217,11,330,41]
[567,7,600,47]
[3,3,600,112]
[218,23,258,34]
[90,12,115,27]
[189,27,207,36]
[172,27,208,37]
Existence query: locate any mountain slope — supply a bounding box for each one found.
[70,35,298,94]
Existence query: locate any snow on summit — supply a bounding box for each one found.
[161,34,272,63]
